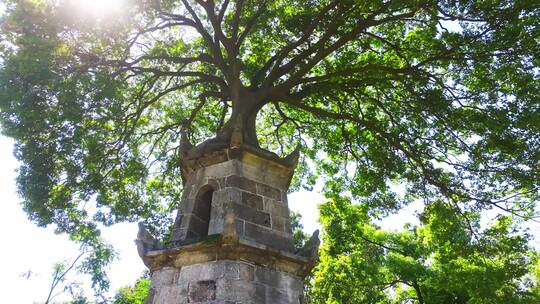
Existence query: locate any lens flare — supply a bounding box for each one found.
[73,0,125,16]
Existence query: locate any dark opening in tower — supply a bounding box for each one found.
[189,187,214,238]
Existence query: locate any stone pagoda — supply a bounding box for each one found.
[136,126,320,304]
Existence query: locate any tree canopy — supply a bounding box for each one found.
[112,276,150,304]
[0,0,538,295]
[307,197,540,303]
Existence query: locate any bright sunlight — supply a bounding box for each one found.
[71,0,126,16]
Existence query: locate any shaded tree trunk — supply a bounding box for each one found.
[185,89,267,159]
[217,87,267,147]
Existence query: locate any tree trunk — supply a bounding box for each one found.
[412,281,424,304]
[217,90,265,147]
[184,91,266,159]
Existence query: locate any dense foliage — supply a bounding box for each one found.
[307,198,540,303]
[112,277,151,304]
[0,0,538,296]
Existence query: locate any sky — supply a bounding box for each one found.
[0,135,146,302]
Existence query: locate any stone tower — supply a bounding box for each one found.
[137,135,319,303]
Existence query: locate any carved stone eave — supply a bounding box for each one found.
[143,234,316,277]
[180,144,300,187]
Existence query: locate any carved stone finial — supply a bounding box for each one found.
[136,222,162,266]
[283,144,301,167]
[297,229,320,261]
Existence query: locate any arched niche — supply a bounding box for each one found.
[189,186,214,238]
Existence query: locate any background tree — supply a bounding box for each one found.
[307,197,540,303]
[111,275,151,304]
[21,246,92,304]
[291,211,310,248]
[0,0,538,294]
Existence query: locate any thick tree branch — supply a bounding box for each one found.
[264,2,350,87]
[275,93,529,216]
[251,0,340,87]
[285,65,418,87]
[107,54,214,72]
[217,0,230,24]
[126,20,196,52]
[235,0,269,52]
[283,9,419,87]
[122,66,226,87]
[411,281,425,304]
[112,79,212,158]
[180,0,228,75]
[230,0,245,42]
[197,0,234,53]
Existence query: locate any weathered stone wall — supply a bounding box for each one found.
[148,260,304,304]
[171,156,295,253]
[140,148,317,304]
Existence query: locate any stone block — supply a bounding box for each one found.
[239,162,292,190]
[199,150,229,167]
[201,160,238,179]
[208,203,225,235]
[254,267,303,292]
[238,163,273,187]
[236,219,245,235]
[271,215,288,232]
[151,267,178,288]
[238,262,255,282]
[188,280,216,303]
[213,188,242,204]
[234,203,271,228]
[178,212,194,230]
[257,183,282,201]
[180,183,194,199]
[226,175,257,193]
[178,264,209,283]
[153,285,187,304]
[243,222,294,252]
[190,174,209,199]
[282,192,289,205]
[284,217,292,234]
[178,198,195,214]
[216,279,263,303]
[241,191,263,210]
[263,198,288,217]
[174,251,216,268]
[266,285,300,304]
[178,261,241,283]
[254,268,279,289]
[173,212,184,227]
[146,287,157,304]
[254,284,267,304]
